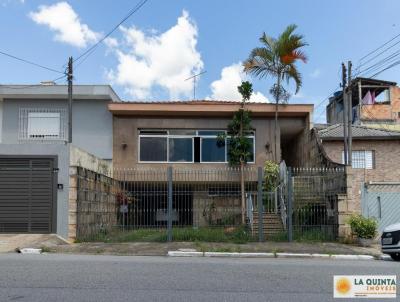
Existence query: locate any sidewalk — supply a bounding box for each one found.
[48,241,382,258]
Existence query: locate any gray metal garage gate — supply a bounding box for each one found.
[362,182,400,233]
[0,157,56,233]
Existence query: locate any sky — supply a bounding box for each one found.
[2,0,400,123]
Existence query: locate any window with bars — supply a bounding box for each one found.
[19,108,67,141]
[342,150,374,169]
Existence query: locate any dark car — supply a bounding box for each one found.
[381,223,400,261]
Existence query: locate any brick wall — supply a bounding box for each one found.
[361,86,400,122]
[322,139,400,212]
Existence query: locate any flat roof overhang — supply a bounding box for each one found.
[108,102,314,118]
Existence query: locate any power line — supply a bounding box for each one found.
[0,50,65,74]
[315,33,400,121]
[73,0,149,65]
[370,58,400,78]
[0,74,67,90]
[358,32,400,64]
[357,37,400,70]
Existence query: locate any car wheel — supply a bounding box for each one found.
[390,253,400,261]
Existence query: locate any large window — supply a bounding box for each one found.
[139,136,168,162]
[138,129,255,164]
[342,150,374,169]
[19,108,67,141]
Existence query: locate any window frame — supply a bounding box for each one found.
[137,129,256,164]
[342,150,374,169]
[19,108,67,142]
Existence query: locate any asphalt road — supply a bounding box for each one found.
[0,254,398,302]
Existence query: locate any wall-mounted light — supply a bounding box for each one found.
[121,143,127,149]
[265,143,270,150]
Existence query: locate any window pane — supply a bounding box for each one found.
[140,137,167,162]
[353,151,365,168]
[247,137,254,163]
[343,150,374,169]
[139,129,168,135]
[201,138,225,162]
[365,151,373,169]
[198,130,225,136]
[169,138,193,162]
[28,112,60,138]
[169,129,196,135]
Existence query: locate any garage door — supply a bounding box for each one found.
[0,157,56,233]
[362,183,400,233]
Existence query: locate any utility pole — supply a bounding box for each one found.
[347,61,353,166]
[342,63,348,165]
[67,57,73,143]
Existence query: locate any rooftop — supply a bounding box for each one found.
[108,100,314,117]
[0,84,120,102]
[318,123,400,140]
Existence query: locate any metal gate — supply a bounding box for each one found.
[362,183,400,233]
[0,157,56,233]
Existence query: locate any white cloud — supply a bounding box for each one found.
[309,68,321,78]
[107,10,203,99]
[29,2,100,48]
[209,62,269,102]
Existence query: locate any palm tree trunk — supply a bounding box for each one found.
[274,74,281,163]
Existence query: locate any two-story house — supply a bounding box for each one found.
[0,84,119,238]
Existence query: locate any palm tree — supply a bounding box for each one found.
[243,24,307,162]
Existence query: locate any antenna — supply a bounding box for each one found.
[185,71,206,100]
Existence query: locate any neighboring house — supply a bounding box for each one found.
[108,100,314,169]
[0,84,119,238]
[326,77,400,130]
[318,124,400,231]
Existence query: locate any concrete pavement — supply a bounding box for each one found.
[0,254,397,302]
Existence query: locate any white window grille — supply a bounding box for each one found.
[342,150,374,169]
[19,108,67,141]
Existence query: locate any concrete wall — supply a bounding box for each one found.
[1,99,112,159]
[70,145,112,175]
[0,143,70,238]
[112,116,279,170]
[322,140,400,212]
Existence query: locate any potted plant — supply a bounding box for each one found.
[348,214,378,247]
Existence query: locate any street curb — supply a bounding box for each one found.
[168,251,377,260]
[205,252,275,258]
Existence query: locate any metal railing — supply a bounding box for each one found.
[75,165,345,243]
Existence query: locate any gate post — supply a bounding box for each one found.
[167,166,173,242]
[287,167,293,242]
[257,167,264,242]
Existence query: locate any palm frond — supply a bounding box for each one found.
[259,32,276,51]
[284,65,302,93]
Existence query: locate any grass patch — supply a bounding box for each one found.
[40,246,52,253]
[266,229,336,243]
[79,226,253,244]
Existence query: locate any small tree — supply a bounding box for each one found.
[219,81,253,224]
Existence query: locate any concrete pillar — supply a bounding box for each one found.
[68,166,78,241]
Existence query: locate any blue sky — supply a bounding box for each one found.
[1,0,400,122]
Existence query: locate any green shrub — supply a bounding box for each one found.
[264,161,279,191]
[348,214,377,239]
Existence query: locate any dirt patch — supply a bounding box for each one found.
[52,241,382,257]
[0,234,69,253]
